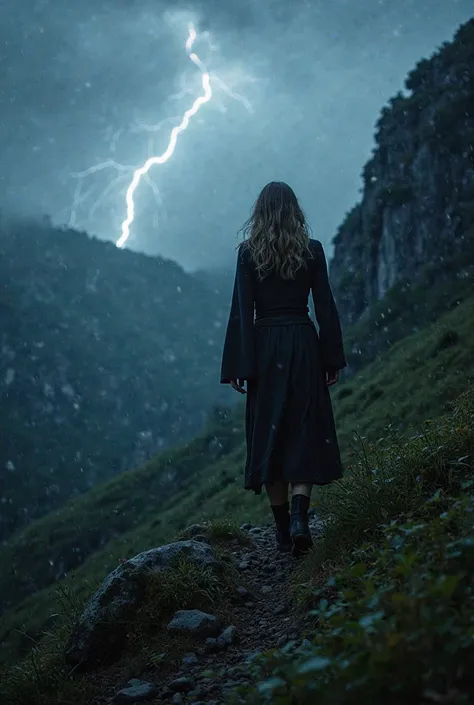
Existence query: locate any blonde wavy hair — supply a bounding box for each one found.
[239,181,312,280]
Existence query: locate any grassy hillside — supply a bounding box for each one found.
[241,389,474,704]
[1,287,474,666]
[1,364,473,705]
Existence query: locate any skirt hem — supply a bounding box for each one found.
[246,476,342,495]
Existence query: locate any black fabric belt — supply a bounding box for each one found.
[254,315,314,328]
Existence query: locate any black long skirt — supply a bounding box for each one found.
[244,317,343,494]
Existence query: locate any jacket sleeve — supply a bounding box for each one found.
[220,246,256,384]
[310,240,347,371]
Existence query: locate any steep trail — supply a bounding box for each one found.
[96,518,321,704]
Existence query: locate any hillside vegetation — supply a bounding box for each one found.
[1,281,473,666]
[0,216,228,539]
[0,337,473,703]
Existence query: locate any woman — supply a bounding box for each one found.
[220,181,346,557]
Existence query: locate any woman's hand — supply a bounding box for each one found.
[230,379,247,395]
[326,369,339,387]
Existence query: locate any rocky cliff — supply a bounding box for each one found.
[0,216,228,539]
[329,19,474,326]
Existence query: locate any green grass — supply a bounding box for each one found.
[233,390,474,704]
[333,293,474,447]
[177,518,252,546]
[297,388,474,593]
[1,291,474,666]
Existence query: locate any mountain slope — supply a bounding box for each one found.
[1,287,473,664]
[330,19,474,325]
[1,390,473,705]
[0,217,229,539]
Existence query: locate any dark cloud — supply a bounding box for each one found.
[0,0,472,270]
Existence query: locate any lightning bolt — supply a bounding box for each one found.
[68,22,253,246]
[116,23,211,249]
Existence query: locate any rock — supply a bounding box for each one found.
[191,534,210,544]
[167,609,221,638]
[261,585,272,595]
[180,524,206,538]
[246,649,263,663]
[219,625,238,646]
[204,637,223,652]
[182,651,199,666]
[168,676,195,693]
[159,687,173,699]
[222,680,242,691]
[65,540,215,669]
[240,523,252,531]
[262,564,276,574]
[238,561,250,570]
[113,679,157,703]
[187,686,205,700]
[236,585,251,598]
[172,694,184,705]
[309,517,325,534]
[232,585,252,604]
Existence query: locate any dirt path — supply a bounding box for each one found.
[100,519,318,705]
[176,524,304,703]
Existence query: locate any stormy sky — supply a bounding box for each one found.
[0,1,472,271]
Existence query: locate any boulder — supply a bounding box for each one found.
[65,540,215,669]
[114,679,157,703]
[167,609,221,638]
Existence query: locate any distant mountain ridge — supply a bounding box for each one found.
[0,216,230,539]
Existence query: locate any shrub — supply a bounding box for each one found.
[433,329,460,355]
[237,491,474,704]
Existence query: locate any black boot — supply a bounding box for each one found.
[290,494,313,557]
[271,502,291,553]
